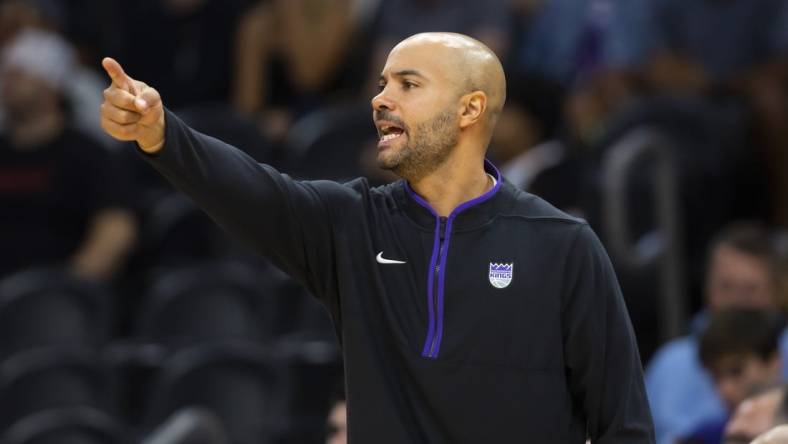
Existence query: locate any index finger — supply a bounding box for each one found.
[101,57,137,94]
[103,86,138,112]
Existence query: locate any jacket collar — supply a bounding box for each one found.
[395,159,509,231]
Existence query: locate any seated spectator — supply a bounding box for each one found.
[0,28,136,281]
[723,385,788,444]
[0,1,107,142]
[647,222,786,444]
[233,0,358,141]
[641,0,788,226]
[682,308,784,444]
[509,0,652,147]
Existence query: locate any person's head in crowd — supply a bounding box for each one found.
[699,308,784,412]
[0,28,74,146]
[724,385,788,444]
[705,223,781,313]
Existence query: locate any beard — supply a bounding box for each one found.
[377,107,459,182]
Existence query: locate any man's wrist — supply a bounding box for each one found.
[138,139,164,154]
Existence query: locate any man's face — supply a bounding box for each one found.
[371,42,462,181]
[724,389,784,444]
[709,353,780,411]
[707,245,775,311]
[0,66,48,119]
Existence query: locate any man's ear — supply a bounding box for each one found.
[459,91,487,129]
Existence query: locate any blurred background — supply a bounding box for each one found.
[0,0,786,443]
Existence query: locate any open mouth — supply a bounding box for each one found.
[377,122,406,145]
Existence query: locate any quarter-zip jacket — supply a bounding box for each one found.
[142,110,655,443]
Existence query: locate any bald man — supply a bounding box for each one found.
[100,32,654,443]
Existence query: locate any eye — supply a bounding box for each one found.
[403,81,417,90]
[377,82,386,92]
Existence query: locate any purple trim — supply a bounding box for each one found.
[405,182,442,357]
[406,160,503,358]
[430,161,502,357]
[420,219,441,356]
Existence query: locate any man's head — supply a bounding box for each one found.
[699,308,784,411]
[371,32,506,182]
[0,28,73,123]
[705,223,779,312]
[724,385,788,444]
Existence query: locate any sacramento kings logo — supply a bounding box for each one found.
[488,263,513,289]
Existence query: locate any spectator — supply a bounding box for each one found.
[233,0,357,140]
[0,28,136,280]
[642,0,788,227]
[509,0,652,147]
[644,0,788,94]
[723,385,787,444]
[646,222,786,444]
[0,0,107,141]
[682,308,784,444]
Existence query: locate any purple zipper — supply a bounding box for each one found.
[406,160,502,359]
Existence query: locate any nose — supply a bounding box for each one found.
[371,89,395,112]
[717,378,742,409]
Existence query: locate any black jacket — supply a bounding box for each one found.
[142,110,655,443]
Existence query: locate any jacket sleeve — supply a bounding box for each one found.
[562,223,656,443]
[138,109,354,302]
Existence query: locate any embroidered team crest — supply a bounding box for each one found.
[488,263,513,289]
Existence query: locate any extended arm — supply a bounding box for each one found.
[99,58,348,297]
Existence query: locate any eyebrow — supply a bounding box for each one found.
[379,69,428,81]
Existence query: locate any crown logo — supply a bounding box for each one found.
[490,263,513,272]
[488,262,514,289]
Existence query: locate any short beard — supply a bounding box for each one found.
[378,107,459,182]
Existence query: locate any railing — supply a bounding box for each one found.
[601,127,686,341]
[142,408,230,444]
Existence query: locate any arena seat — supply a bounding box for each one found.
[143,342,283,444]
[0,347,115,432]
[0,269,111,359]
[135,261,282,347]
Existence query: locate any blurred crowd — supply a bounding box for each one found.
[0,0,787,443]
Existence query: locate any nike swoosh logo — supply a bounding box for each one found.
[376,251,406,264]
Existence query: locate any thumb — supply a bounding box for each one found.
[102,57,136,93]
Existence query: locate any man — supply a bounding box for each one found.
[99,32,654,443]
[647,223,785,444]
[0,28,136,281]
[723,385,787,444]
[682,308,784,443]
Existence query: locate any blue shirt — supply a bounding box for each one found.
[648,0,788,80]
[514,0,652,85]
[646,319,788,444]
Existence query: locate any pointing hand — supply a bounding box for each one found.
[100,57,165,153]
